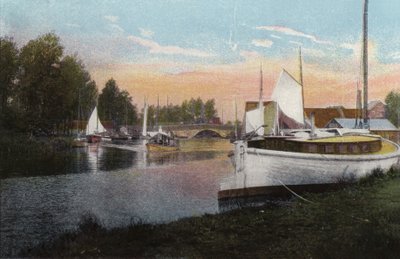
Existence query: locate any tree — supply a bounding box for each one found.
[204,99,217,121]
[385,91,400,127]
[98,78,137,130]
[18,33,64,134]
[58,55,98,133]
[0,37,19,129]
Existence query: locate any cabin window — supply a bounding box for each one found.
[324,144,334,154]
[308,144,318,153]
[338,144,347,154]
[360,143,369,153]
[349,144,360,154]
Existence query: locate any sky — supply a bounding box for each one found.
[1,0,399,121]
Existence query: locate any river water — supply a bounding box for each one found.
[0,139,233,256]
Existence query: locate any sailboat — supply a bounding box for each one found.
[86,106,106,143]
[141,98,178,152]
[219,0,400,200]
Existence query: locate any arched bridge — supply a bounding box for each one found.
[163,124,233,139]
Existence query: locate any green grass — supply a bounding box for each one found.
[24,167,400,258]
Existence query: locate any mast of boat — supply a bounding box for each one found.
[258,63,264,109]
[77,86,81,137]
[221,105,224,125]
[234,97,238,139]
[142,97,148,137]
[156,95,160,129]
[362,0,369,128]
[299,47,306,126]
[96,105,99,133]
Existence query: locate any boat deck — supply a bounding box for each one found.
[248,135,398,155]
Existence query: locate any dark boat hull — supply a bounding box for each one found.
[87,135,102,143]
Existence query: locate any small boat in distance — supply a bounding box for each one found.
[146,130,179,152]
[86,106,106,143]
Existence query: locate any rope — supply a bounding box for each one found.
[253,149,370,223]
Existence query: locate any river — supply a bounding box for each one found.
[0,139,233,256]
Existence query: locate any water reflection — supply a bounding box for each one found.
[0,139,233,257]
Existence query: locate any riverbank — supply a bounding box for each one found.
[0,132,74,178]
[25,167,400,258]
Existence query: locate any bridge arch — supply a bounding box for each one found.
[190,129,225,139]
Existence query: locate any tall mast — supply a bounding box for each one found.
[258,63,263,109]
[234,97,238,139]
[362,0,369,127]
[142,97,148,137]
[299,47,306,126]
[156,95,159,128]
[221,106,224,125]
[77,87,81,135]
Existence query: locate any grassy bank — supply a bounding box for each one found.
[0,132,73,157]
[0,132,74,178]
[25,167,400,258]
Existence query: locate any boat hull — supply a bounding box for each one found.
[220,140,400,198]
[87,135,102,143]
[146,143,179,152]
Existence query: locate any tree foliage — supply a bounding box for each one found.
[0,33,99,134]
[385,91,400,127]
[98,78,137,130]
[0,37,19,128]
[140,97,219,128]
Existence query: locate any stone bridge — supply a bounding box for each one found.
[162,124,233,139]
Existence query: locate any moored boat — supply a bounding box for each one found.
[146,132,179,152]
[86,106,106,143]
[219,0,400,200]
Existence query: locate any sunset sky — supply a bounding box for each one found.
[1,0,399,121]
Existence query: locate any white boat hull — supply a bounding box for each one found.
[221,140,400,192]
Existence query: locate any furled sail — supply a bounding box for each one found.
[271,69,304,125]
[86,106,105,135]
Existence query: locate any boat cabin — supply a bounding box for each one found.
[247,131,383,155]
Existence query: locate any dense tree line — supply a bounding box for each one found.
[0,33,138,135]
[142,97,218,128]
[385,91,400,127]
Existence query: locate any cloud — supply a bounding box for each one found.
[139,28,154,38]
[270,34,281,39]
[65,23,80,28]
[389,51,400,60]
[110,24,124,32]
[289,41,303,46]
[251,39,273,48]
[256,25,333,45]
[239,50,261,59]
[302,48,326,57]
[127,35,215,57]
[104,15,119,23]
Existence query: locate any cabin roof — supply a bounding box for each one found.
[327,118,397,130]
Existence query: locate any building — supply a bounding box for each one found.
[367,100,386,119]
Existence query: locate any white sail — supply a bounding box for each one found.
[245,106,265,136]
[271,69,304,125]
[142,101,148,137]
[86,106,105,135]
